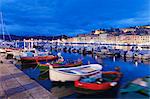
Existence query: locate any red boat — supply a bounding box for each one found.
[52,60,82,68]
[5,48,22,52]
[37,60,82,72]
[21,55,58,64]
[74,71,121,91]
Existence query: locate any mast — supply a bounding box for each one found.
[0,12,5,41]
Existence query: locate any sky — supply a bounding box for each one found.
[0,0,150,36]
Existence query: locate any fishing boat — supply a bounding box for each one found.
[0,48,6,53]
[85,47,94,54]
[120,76,150,97]
[74,71,121,91]
[38,72,49,80]
[72,48,78,53]
[0,12,16,49]
[21,55,58,65]
[49,64,102,82]
[37,60,82,72]
[6,48,22,59]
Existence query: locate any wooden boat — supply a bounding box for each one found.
[38,60,82,72]
[120,76,150,97]
[72,48,78,53]
[74,71,121,91]
[49,64,102,82]
[5,48,14,52]
[0,48,6,53]
[21,55,58,65]
[38,72,49,80]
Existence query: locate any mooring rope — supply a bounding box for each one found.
[40,69,49,75]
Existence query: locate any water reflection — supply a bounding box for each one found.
[113,56,116,62]
[15,51,150,99]
[135,61,138,67]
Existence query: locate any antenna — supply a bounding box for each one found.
[0,12,5,40]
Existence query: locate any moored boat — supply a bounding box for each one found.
[49,64,102,82]
[38,60,82,72]
[120,76,150,97]
[0,48,6,53]
[74,71,121,91]
[21,55,58,65]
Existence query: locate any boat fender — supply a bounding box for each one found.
[96,81,102,84]
[78,83,83,86]
[110,82,117,86]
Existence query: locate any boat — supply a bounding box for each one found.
[21,55,58,65]
[120,76,150,97]
[6,48,22,59]
[37,60,82,72]
[49,64,102,82]
[85,47,94,54]
[38,72,49,80]
[0,12,16,49]
[72,48,78,53]
[126,51,134,58]
[18,48,50,61]
[0,48,6,53]
[74,71,121,91]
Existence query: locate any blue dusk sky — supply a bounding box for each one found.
[0,0,150,36]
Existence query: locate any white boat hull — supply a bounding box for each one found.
[49,69,81,82]
[0,48,6,53]
[49,64,102,82]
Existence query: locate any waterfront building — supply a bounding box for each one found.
[93,30,106,34]
[121,28,136,33]
[118,35,150,45]
[66,33,149,45]
[65,37,77,43]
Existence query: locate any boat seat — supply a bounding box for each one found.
[59,70,77,74]
[80,77,97,83]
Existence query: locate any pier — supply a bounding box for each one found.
[0,54,56,99]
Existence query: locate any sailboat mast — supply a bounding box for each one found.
[0,12,5,41]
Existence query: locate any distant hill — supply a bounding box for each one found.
[0,25,149,40]
[0,35,68,41]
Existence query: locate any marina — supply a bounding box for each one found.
[0,0,150,98]
[0,46,149,98]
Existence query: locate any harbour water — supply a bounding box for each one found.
[15,50,150,99]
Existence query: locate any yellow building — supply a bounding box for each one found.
[66,37,78,43]
[93,30,105,34]
[107,35,150,45]
[121,28,136,33]
[140,26,150,29]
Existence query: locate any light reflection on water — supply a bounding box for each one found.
[15,51,150,99]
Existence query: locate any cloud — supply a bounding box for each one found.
[116,17,150,26]
[0,0,150,36]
